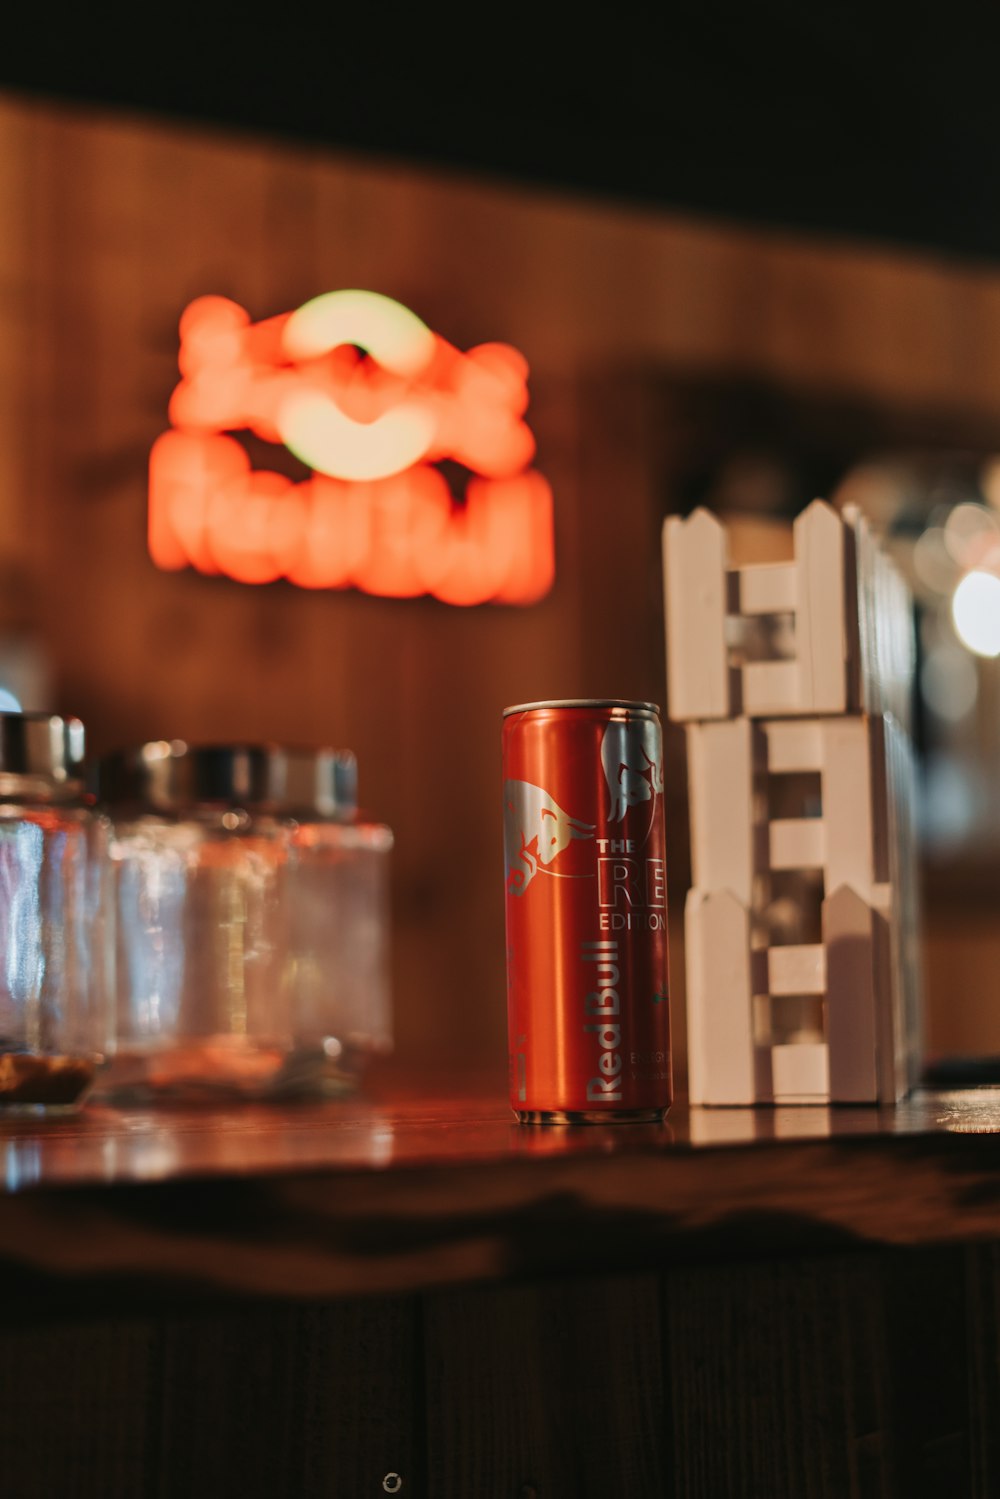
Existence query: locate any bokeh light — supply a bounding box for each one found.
[952,570,1000,657]
[920,643,979,720]
[943,502,1000,570]
[979,457,1000,512]
[913,526,957,595]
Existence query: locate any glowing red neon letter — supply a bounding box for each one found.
[149,291,554,605]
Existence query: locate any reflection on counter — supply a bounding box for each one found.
[0,1089,978,1195]
[932,1087,1000,1134]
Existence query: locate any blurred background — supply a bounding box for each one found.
[3,13,1000,1090]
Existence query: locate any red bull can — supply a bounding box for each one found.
[503,699,672,1123]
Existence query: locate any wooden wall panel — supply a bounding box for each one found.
[0,1315,156,1499]
[0,1297,423,1499]
[0,101,31,597]
[4,1248,1000,1495]
[423,1274,666,1498]
[154,1299,422,1499]
[3,93,1000,1079]
[663,1248,977,1499]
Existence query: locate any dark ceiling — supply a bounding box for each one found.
[5,10,1000,265]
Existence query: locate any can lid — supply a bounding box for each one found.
[0,712,86,783]
[502,698,660,718]
[97,741,358,818]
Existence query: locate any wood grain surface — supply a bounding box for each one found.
[2,1089,1000,1305]
[424,1274,665,1498]
[2,1088,1000,1496]
[2,1249,1000,1498]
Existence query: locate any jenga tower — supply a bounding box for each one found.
[663,500,921,1105]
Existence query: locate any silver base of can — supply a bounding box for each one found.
[515,1107,668,1125]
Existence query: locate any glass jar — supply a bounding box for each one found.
[96,742,392,1102]
[281,750,393,1097]
[0,713,111,1114]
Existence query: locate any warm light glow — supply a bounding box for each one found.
[150,291,552,604]
[279,390,436,482]
[952,570,1000,657]
[943,502,1000,570]
[149,434,554,603]
[980,457,1000,513]
[913,526,956,595]
[282,289,435,376]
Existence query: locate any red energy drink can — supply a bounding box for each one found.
[503,699,672,1123]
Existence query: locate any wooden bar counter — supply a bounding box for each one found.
[2,1083,1000,1497]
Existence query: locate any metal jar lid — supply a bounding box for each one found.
[276,748,357,819]
[96,741,358,819]
[0,712,86,786]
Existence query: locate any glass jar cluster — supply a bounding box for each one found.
[0,717,393,1113]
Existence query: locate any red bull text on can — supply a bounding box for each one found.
[503,699,672,1124]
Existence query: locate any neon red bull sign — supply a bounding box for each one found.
[148,290,555,605]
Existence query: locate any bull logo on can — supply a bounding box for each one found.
[600,720,663,828]
[504,722,663,895]
[503,782,594,894]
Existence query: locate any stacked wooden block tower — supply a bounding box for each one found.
[663,500,922,1105]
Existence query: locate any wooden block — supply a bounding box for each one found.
[868,712,891,885]
[767,944,827,996]
[820,717,876,897]
[770,1042,830,1102]
[870,881,903,1104]
[686,719,754,903]
[665,500,907,729]
[685,889,755,1105]
[769,818,825,870]
[823,883,879,1104]
[759,718,823,773]
[663,510,729,721]
[742,659,802,715]
[736,561,797,615]
[794,499,848,713]
[839,504,864,715]
[852,506,879,719]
